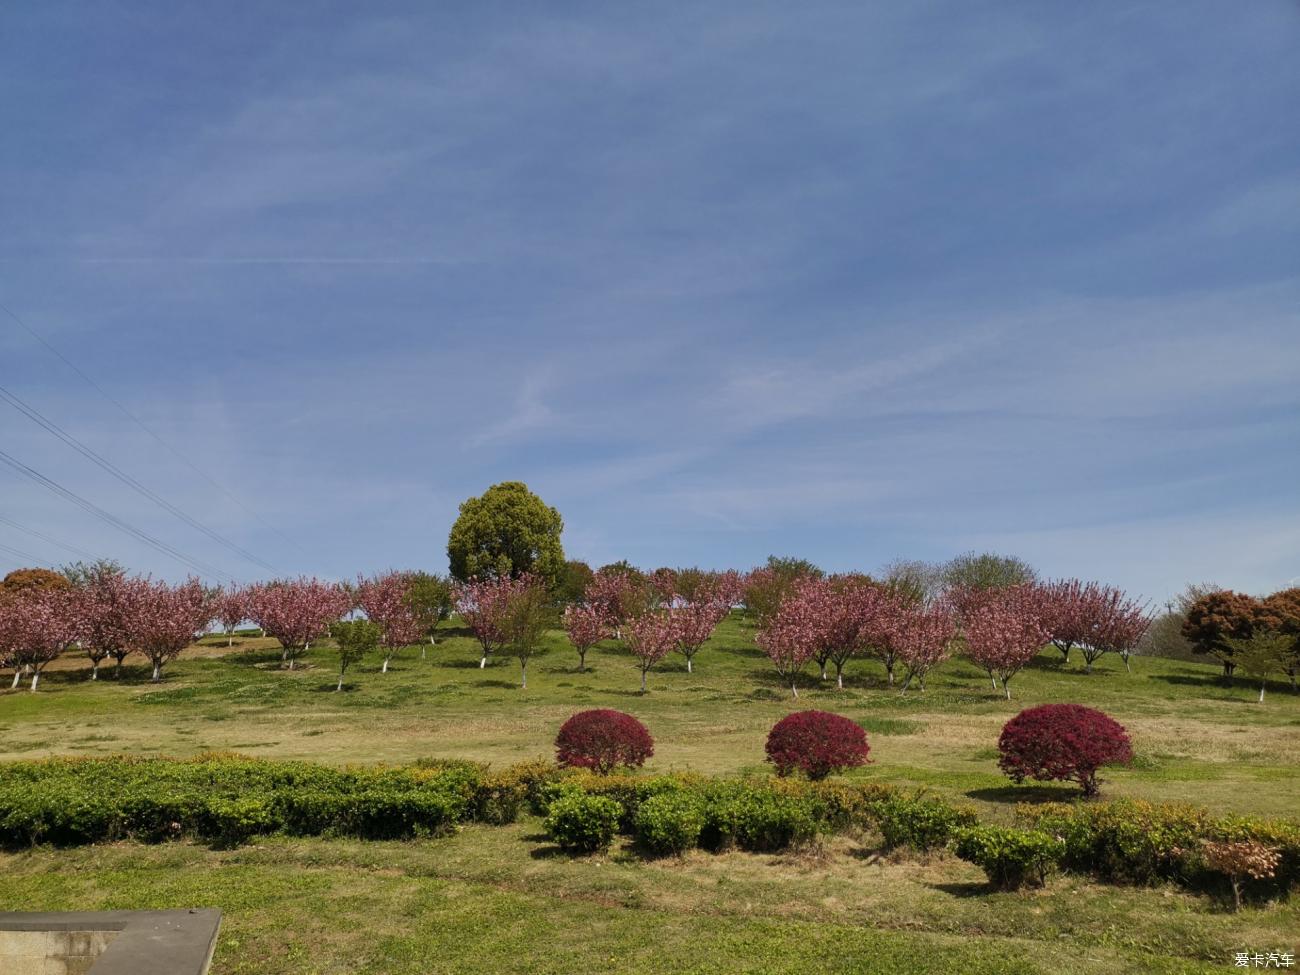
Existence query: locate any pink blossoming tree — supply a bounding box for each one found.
[357,572,424,672]
[248,578,352,670]
[888,602,959,692]
[962,585,1052,699]
[563,602,607,671]
[1,586,82,691]
[215,585,250,647]
[75,573,134,680]
[120,577,214,683]
[454,575,531,668]
[624,609,678,693]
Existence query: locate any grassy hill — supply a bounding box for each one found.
[1,613,1297,973]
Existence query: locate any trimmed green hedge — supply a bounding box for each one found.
[0,754,556,847]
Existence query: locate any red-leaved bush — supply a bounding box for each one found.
[997,703,1133,797]
[764,710,870,780]
[555,709,655,773]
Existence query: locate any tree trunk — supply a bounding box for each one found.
[918,674,926,692]
[382,657,389,673]
[421,646,427,660]
[1056,642,1070,663]
[578,649,587,672]
[336,673,345,692]
[791,679,799,699]
[1258,682,1266,704]
[520,659,527,690]
[11,670,21,689]
[227,632,234,647]
[1003,680,1012,700]
[900,673,913,692]
[686,656,693,674]
[479,653,487,669]
[989,670,998,691]
[819,660,827,680]
[91,661,99,680]
[834,661,844,690]
[151,661,161,682]
[1122,653,1132,674]
[1085,659,1093,674]
[886,662,895,686]
[30,671,40,692]
[640,669,647,693]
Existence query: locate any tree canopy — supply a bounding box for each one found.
[447,481,565,586]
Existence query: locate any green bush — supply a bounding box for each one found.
[0,755,480,847]
[543,793,622,853]
[953,825,1064,889]
[634,792,706,856]
[870,794,978,852]
[700,783,821,852]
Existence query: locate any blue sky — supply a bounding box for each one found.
[2,1,1298,602]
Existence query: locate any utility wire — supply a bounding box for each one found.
[0,299,311,560]
[0,382,280,573]
[0,448,232,581]
[0,513,103,562]
[0,540,53,567]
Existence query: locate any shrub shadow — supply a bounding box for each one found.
[966,784,1079,805]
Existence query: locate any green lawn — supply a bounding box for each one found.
[2,614,1298,972]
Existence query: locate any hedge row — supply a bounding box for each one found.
[0,754,558,846]
[2,756,1296,905]
[536,771,977,856]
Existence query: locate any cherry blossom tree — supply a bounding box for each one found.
[889,602,958,692]
[215,585,250,647]
[357,572,424,672]
[454,575,530,668]
[75,573,133,680]
[756,590,819,698]
[0,586,82,690]
[1088,590,1152,674]
[563,602,607,671]
[962,585,1052,699]
[248,578,352,670]
[669,599,727,674]
[120,577,213,683]
[624,609,678,693]
[585,570,655,638]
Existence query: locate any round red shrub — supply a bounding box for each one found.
[765,710,870,780]
[555,709,654,774]
[997,703,1132,797]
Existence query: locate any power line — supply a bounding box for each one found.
[0,448,232,581]
[0,382,281,574]
[0,514,103,562]
[0,541,53,568]
[0,299,311,560]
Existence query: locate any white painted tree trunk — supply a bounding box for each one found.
[91,661,99,680]
[30,671,40,691]
[1259,683,1266,704]
[152,661,161,682]
[520,660,527,690]
[686,656,693,674]
[791,680,799,699]
[10,670,20,689]
[382,657,389,673]
[337,673,345,692]
[479,654,487,669]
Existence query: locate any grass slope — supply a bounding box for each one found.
[2,613,1298,972]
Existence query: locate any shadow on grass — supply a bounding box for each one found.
[966,784,1080,805]
[476,679,521,690]
[930,881,992,898]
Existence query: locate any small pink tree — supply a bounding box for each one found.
[563,603,607,671]
[625,610,678,693]
[121,577,213,682]
[670,599,727,674]
[1,587,82,691]
[215,585,250,647]
[75,573,133,680]
[454,575,529,668]
[248,578,352,670]
[888,602,958,692]
[963,585,1051,699]
[756,591,819,698]
[1088,590,1151,674]
[357,572,424,672]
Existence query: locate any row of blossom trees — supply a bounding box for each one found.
[0,569,454,691]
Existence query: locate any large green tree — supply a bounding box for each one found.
[446,481,565,586]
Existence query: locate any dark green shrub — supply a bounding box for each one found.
[700,784,820,852]
[634,792,706,856]
[870,794,978,851]
[953,825,1064,889]
[543,794,622,853]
